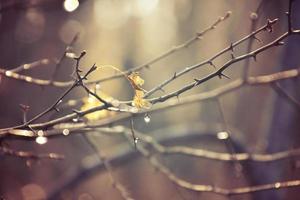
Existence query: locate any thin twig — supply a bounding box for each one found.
[145,18,279,98]
[271,82,300,110]
[124,130,300,196]
[216,98,244,177]
[1,68,299,135]
[82,135,133,200]
[0,12,231,88]
[149,28,297,104]
[0,146,64,160]
[51,33,79,82]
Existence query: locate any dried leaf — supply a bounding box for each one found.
[132,90,151,109]
[128,72,144,90]
[128,72,151,109]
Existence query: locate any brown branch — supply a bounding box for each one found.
[242,0,264,79]
[287,0,294,33]
[271,82,300,110]
[10,58,51,73]
[1,68,299,136]
[82,135,133,200]
[51,33,79,82]
[0,12,231,88]
[149,29,295,104]
[0,69,71,87]
[7,125,300,164]
[0,53,102,134]
[119,127,300,163]
[0,146,64,160]
[216,98,244,177]
[82,11,232,85]
[123,131,300,196]
[145,18,279,98]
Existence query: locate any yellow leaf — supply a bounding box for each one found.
[128,72,144,90]
[132,90,151,109]
[128,72,151,109]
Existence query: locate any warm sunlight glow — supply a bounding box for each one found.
[63,0,79,12]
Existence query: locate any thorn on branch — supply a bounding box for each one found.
[19,104,30,113]
[194,79,200,86]
[229,43,234,52]
[74,50,87,61]
[252,54,257,62]
[19,104,30,123]
[159,87,166,93]
[252,35,262,43]
[231,53,235,59]
[196,32,203,38]
[53,107,60,113]
[208,61,216,69]
[72,109,82,116]
[217,72,231,79]
[173,72,177,79]
[265,19,278,33]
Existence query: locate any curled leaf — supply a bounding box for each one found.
[128,72,145,90]
[128,72,151,109]
[132,90,151,109]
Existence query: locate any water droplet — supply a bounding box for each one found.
[134,137,139,144]
[95,83,101,90]
[87,94,95,103]
[26,159,34,167]
[5,71,13,77]
[144,114,150,123]
[72,117,79,122]
[62,129,70,136]
[25,76,33,82]
[64,0,79,12]
[35,136,47,145]
[129,107,138,113]
[217,131,229,140]
[37,130,44,136]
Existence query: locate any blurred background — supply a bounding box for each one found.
[0,0,300,199]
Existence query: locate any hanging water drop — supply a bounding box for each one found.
[37,130,44,136]
[134,137,139,144]
[62,129,70,136]
[95,83,101,90]
[35,136,48,145]
[144,113,151,123]
[217,131,229,140]
[72,117,79,122]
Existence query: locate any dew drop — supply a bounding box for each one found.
[95,83,101,90]
[134,137,139,144]
[26,159,34,167]
[5,71,12,77]
[37,130,44,136]
[35,136,48,145]
[72,117,79,122]
[217,131,229,140]
[62,129,70,136]
[144,114,150,123]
